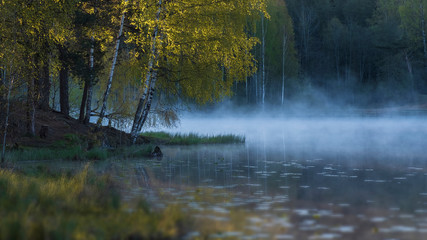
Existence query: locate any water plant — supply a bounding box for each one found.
[142,132,245,145]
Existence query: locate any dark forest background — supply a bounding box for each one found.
[232,0,427,108]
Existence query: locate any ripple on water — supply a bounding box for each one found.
[246,183,262,187]
[394,177,407,180]
[415,209,427,214]
[243,233,270,239]
[274,234,294,239]
[408,167,423,171]
[379,226,417,233]
[294,209,310,216]
[210,206,229,214]
[370,217,387,223]
[308,233,342,239]
[331,226,354,233]
[209,231,242,239]
[255,202,272,211]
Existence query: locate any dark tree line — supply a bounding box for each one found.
[232,0,427,107]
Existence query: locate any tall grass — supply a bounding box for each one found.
[5,145,156,162]
[0,164,187,239]
[6,146,109,161]
[142,132,245,145]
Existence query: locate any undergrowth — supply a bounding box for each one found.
[5,133,154,162]
[0,164,187,239]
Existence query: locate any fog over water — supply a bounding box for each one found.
[23,112,427,239]
[141,113,427,239]
[162,114,427,160]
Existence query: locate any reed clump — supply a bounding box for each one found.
[142,132,245,145]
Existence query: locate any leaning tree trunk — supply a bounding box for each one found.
[84,37,95,124]
[84,82,93,124]
[79,81,88,122]
[130,0,162,143]
[97,2,127,126]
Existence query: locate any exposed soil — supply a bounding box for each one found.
[0,102,148,148]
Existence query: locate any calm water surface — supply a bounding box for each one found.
[26,117,427,239]
[135,117,427,239]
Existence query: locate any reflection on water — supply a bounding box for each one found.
[139,117,427,239]
[22,117,427,239]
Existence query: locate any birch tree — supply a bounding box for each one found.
[0,0,78,135]
[74,0,118,123]
[127,0,267,142]
[261,14,267,106]
[97,0,128,126]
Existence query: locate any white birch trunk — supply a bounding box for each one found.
[261,14,266,106]
[84,36,95,124]
[131,0,162,143]
[98,2,127,126]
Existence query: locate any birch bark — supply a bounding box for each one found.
[84,36,95,124]
[98,1,127,126]
[130,0,162,143]
[261,14,266,106]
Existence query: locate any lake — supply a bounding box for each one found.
[114,116,427,239]
[25,116,427,239]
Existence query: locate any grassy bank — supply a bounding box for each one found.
[3,132,155,162]
[0,164,187,239]
[2,132,245,162]
[142,132,245,145]
[5,144,155,162]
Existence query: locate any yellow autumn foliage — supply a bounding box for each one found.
[127,0,268,104]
